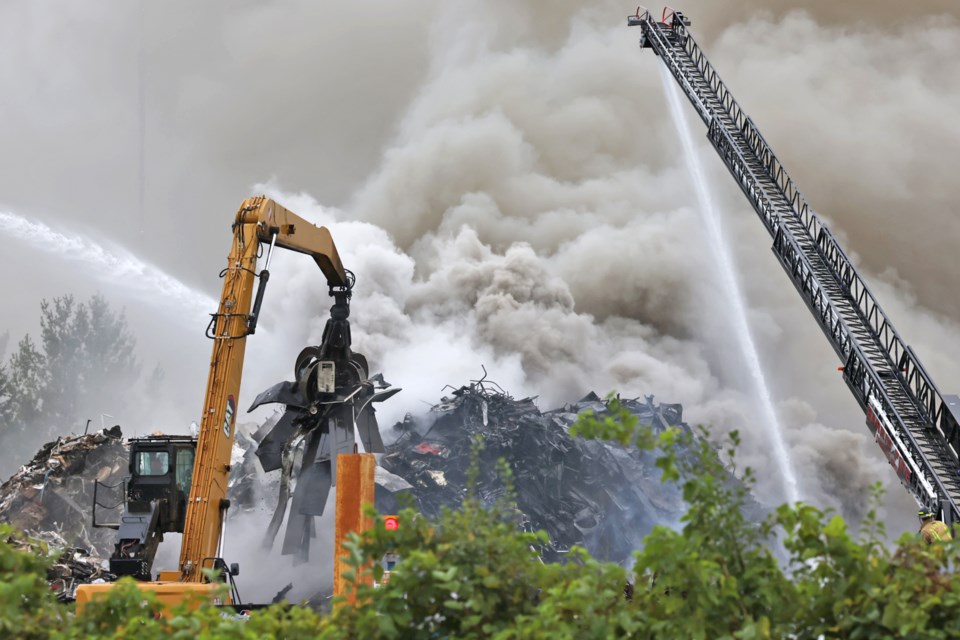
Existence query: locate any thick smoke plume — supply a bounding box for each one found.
[250,3,960,531]
[2,1,959,576]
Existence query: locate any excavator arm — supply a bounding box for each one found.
[248,198,347,284]
[169,196,350,584]
[242,198,349,335]
[78,196,359,609]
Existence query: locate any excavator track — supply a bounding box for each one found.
[632,10,960,522]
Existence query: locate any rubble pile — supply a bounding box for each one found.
[378,382,702,565]
[6,530,114,602]
[0,426,127,557]
[0,381,758,601]
[228,420,271,511]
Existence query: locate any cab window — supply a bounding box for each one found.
[137,451,169,476]
[176,448,195,495]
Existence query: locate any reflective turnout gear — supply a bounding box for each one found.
[920,519,952,544]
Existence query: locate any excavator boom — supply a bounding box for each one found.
[241,198,348,288]
[173,196,348,583]
[78,196,355,608]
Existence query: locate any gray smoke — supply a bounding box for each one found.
[2,1,958,555]
[253,2,960,528]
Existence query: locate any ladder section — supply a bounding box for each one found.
[630,9,960,522]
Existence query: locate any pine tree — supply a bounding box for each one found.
[6,335,45,431]
[0,363,13,430]
[35,294,140,429]
[38,295,83,425]
[81,294,139,411]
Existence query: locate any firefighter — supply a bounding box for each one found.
[919,508,953,544]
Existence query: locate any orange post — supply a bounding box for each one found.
[333,453,376,602]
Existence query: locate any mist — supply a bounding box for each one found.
[2,0,959,594]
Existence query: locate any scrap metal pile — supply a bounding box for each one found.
[0,426,126,557]
[0,427,128,600]
[376,379,701,565]
[0,424,266,597]
[6,530,115,602]
[0,378,754,597]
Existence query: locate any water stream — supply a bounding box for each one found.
[659,66,801,504]
[0,210,216,324]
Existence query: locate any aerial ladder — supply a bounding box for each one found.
[629,8,960,525]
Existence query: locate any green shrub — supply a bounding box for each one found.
[1,395,958,638]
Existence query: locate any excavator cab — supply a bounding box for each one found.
[128,437,196,532]
[93,435,197,580]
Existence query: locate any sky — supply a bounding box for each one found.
[1,0,959,583]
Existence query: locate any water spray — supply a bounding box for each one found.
[0,210,215,325]
[658,66,801,504]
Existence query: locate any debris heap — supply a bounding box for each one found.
[378,381,698,565]
[0,382,758,600]
[228,421,270,512]
[0,424,277,600]
[6,530,115,602]
[0,426,127,557]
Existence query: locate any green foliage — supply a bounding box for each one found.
[0,526,65,640]
[327,503,635,639]
[627,429,794,638]
[2,394,960,637]
[569,393,655,450]
[335,503,558,638]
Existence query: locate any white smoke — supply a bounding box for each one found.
[3,1,958,559]
[242,5,960,530]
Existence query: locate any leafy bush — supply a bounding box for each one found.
[1,396,958,638]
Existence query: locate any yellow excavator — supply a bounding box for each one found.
[77,196,382,610]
